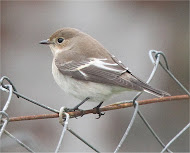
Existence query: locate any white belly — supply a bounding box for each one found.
[52,61,126,102]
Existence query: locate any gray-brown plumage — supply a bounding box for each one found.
[40,28,170,103]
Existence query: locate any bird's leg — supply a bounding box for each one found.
[93,101,105,119]
[64,97,90,117]
[72,97,90,111]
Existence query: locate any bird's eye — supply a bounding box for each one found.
[57,38,64,43]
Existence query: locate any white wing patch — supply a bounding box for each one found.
[76,58,126,73]
[92,59,125,73]
[76,62,92,71]
[111,54,131,73]
[79,70,87,77]
[58,58,128,80]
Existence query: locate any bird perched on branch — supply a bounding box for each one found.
[40,28,170,118]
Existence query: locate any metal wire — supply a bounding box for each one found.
[0,76,19,97]
[0,50,189,152]
[0,77,100,152]
[0,85,13,113]
[55,111,70,153]
[151,50,190,152]
[0,85,12,138]
[114,50,172,153]
[0,112,9,138]
[0,76,59,114]
[159,62,190,96]
[56,107,100,152]
[161,122,190,153]
[114,101,139,153]
[67,128,100,153]
[4,130,35,153]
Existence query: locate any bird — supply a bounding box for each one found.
[40,28,170,118]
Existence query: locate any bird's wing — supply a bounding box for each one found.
[55,55,170,97]
[55,56,144,91]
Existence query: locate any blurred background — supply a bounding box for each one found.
[1,1,189,152]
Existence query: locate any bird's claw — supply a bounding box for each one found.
[96,111,105,119]
[93,101,105,119]
[64,107,84,118]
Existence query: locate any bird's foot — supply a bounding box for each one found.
[93,101,105,119]
[64,97,90,118]
[64,107,84,118]
[64,104,82,111]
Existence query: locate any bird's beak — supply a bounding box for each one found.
[39,39,54,45]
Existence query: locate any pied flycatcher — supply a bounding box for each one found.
[40,28,170,117]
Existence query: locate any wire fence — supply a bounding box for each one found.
[0,50,189,152]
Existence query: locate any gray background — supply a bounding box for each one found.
[1,1,189,152]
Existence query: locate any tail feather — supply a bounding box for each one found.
[143,86,170,97]
[130,74,170,97]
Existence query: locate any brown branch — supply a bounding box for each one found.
[9,95,189,122]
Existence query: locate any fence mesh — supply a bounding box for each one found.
[0,50,189,152]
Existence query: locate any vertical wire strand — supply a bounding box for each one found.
[114,50,177,152]
[135,51,172,152]
[55,112,70,153]
[0,117,9,138]
[114,51,163,152]
[1,85,13,112]
[114,101,139,153]
[0,85,12,138]
[154,52,190,152]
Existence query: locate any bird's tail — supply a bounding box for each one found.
[143,85,170,97]
[130,74,170,97]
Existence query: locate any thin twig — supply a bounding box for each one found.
[8,95,189,122]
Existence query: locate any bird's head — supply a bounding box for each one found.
[40,28,80,55]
